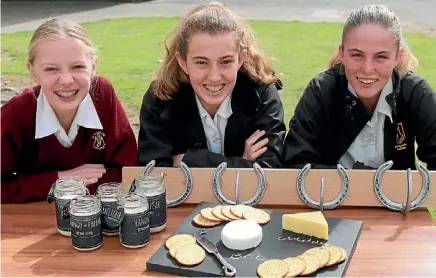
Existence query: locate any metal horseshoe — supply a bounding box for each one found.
[212,162,266,206]
[130,160,193,207]
[373,160,431,214]
[296,163,350,210]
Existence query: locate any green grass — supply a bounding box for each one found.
[429,208,436,222]
[1,17,436,221]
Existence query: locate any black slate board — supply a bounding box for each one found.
[146,202,363,277]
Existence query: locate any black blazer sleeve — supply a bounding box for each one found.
[183,83,286,168]
[137,85,173,167]
[284,76,337,169]
[410,78,436,170]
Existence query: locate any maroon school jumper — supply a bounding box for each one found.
[1,76,138,203]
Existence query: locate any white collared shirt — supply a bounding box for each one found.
[35,89,103,147]
[195,93,233,155]
[339,78,394,168]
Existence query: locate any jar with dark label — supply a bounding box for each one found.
[134,174,167,233]
[69,195,103,251]
[96,182,124,236]
[118,192,150,248]
[47,177,89,236]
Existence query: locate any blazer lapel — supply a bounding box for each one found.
[177,85,208,150]
[224,74,258,156]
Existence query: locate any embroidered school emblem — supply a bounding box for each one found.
[395,123,407,151]
[92,131,106,150]
[396,123,405,145]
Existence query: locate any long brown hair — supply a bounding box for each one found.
[327,5,418,78]
[153,1,279,100]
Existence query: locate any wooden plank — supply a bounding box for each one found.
[1,203,435,277]
[121,167,436,208]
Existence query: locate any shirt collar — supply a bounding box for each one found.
[195,93,233,119]
[35,90,63,139]
[73,93,103,130]
[348,78,393,123]
[35,89,103,139]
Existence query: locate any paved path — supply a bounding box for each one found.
[2,0,436,34]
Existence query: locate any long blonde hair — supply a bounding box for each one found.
[327,5,418,78]
[28,19,98,66]
[153,1,279,100]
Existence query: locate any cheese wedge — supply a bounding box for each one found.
[282,211,328,240]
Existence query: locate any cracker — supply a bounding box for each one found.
[242,208,270,224]
[174,244,205,266]
[338,247,347,263]
[257,259,289,278]
[230,204,252,218]
[165,234,195,249]
[200,207,222,222]
[303,247,330,267]
[169,242,196,258]
[322,245,343,266]
[212,205,232,221]
[192,213,221,227]
[221,205,241,220]
[282,257,306,277]
[298,254,321,275]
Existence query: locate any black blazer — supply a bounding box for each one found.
[138,72,286,168]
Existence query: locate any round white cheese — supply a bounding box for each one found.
[221,219,263,250]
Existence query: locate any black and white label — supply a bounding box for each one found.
[55,198,71,232]
[101,201,124,233]
[147,192,167,228]
[120,210,150,247]
[70,212,102,250]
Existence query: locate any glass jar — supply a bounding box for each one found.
[118,192,150,248]
[96,182,125,236]
[48,177,89,236]
[134,174,167,233]
[69,195,103,251]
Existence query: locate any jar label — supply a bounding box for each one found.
[101,201,124,233]
[70,212,102,249]
[55,197,71,232]
[120,210,150,247]
[148,192,167,228]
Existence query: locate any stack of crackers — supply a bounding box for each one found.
[257,245,347,277]
[165,234,205,266]
[192,204,270,226]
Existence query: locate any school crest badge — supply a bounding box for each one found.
[395,123,407,151]
[92,131,106,150]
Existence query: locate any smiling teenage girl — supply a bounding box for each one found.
[138,2,286,168]
[1,19,138,203]
[284,5,436,170]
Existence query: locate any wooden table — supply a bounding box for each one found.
[1,203,435,277]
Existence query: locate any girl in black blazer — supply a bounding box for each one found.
[138,2,286,168]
